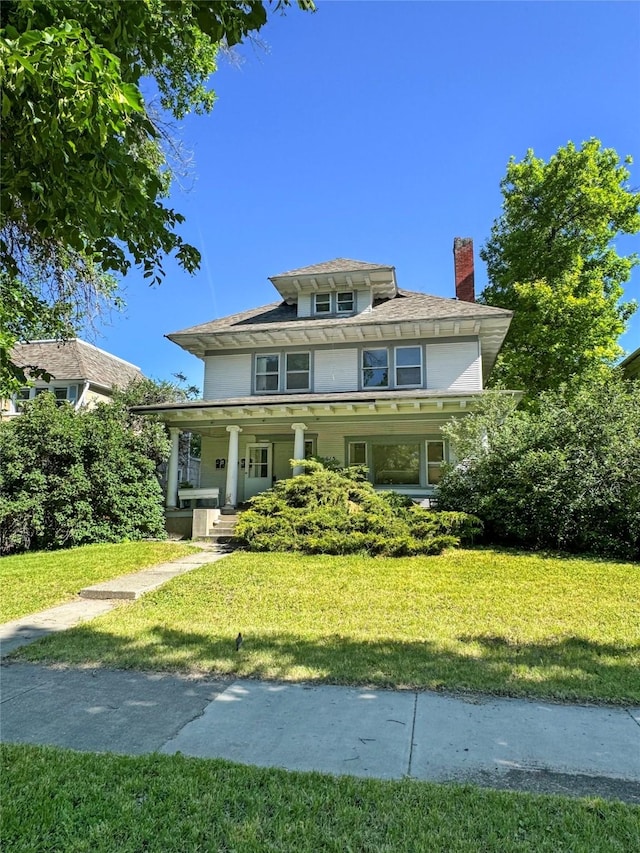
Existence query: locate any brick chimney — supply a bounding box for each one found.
[453,237,475,302]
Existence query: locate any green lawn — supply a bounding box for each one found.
[2,744,638,853]
[0,541,199,622]
[14,548,640,703]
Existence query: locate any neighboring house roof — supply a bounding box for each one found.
[12,339,143,389]
[270,258,394,278]
[620,347,640,380]
[168,289,510,339]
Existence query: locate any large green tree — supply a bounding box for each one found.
[0,0,313,393]
[0,392,170,553]
[480,139,640,398]
[437,374,640,559]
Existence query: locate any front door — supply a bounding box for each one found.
[244,443,272,500]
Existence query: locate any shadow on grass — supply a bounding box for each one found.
[15,624,640,704]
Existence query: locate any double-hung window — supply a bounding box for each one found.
[362,349,389,388]
[314,291,355,315]
[395,346,422,387]
[255,352,311,393]
[337,291,354,313]
[255,354,280,392]
[285,353,310,390]
[314,293,331,314]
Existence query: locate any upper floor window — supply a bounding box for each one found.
[362,349,389,388]
[285,352,310,390]
[255,354,279,391]
[395,346,422,387]
[14,384,78,411]
[314,293,331,314]
[337,291,354,313]
[313,291,355,315]
[255,352,310,393]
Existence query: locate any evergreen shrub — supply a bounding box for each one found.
[234,460,481,556]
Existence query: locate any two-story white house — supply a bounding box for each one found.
[134,240,515,526]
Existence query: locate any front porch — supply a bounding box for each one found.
[131,389,518,527]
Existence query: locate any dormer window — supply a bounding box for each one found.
[337,291,354,313]
[312,291,355,316]
[314,294,331,314]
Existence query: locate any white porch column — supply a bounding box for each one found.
[291,422,308,476]
[166,428,180,508]
[224,425,243,510]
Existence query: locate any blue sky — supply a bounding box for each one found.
[93,1,640,388]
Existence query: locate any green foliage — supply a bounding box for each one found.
[5,745,639,853]
[235,461,480,556]
[480,139,640,399]
[0,393,169,554]
[0,0,314,394]
[437,376,640,559]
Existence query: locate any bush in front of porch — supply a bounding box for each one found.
[234,460,481,556]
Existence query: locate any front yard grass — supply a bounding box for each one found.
[0,541,199,622]
[14,548,639,704]
[2,744,638,853]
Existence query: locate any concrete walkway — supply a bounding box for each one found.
[0,548,229,657]
[1,551,639,803]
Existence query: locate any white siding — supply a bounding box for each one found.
[356,289,373,313]
[203,353,252,400]
[425,341,482,391]
[297,294,312,317]
[314,349,359,392]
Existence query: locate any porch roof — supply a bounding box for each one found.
[131,388,520,426]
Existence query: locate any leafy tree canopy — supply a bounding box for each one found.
[0,391,170,553]
[480,139,640,399]
[0,0,314,393]
[437,373,640,559]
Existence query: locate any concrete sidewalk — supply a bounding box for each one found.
[1,662,639,803]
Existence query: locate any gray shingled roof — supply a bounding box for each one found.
[131,387,497,414]
[12,339,143,388]
[270,258,393,278]
[168,289,511,338]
